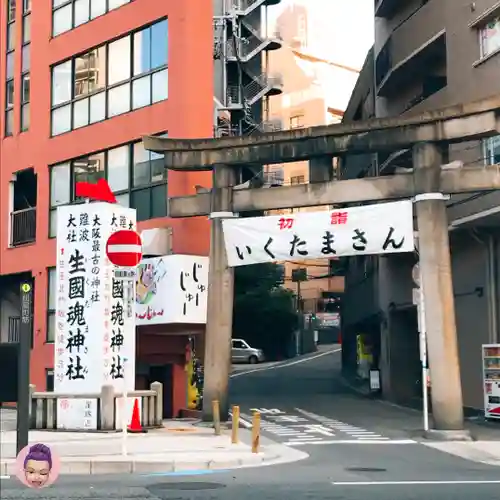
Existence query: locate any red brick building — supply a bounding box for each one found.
[0,0,213,416]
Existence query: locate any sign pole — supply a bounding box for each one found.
[17,281,33,455]
[116,272,136,456]
[121,278,129,456]
[419,282,430,432]
[105,228,142,453]
[413,262,429,432]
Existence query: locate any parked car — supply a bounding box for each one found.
[231,339,264,364]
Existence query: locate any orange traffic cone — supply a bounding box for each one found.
[127,398,147,433]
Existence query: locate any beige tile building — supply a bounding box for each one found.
[264,3,362,311]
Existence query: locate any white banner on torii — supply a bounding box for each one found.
[221,200,415,267]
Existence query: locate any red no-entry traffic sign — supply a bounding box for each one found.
[106,230,142,267]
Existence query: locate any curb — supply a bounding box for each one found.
[1,452,281,476]
[340,376,374,397]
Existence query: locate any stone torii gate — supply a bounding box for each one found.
[144,95,500,433]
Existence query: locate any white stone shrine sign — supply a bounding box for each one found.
[54,203,137,396]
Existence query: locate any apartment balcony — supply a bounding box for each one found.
[0,316,20,344]
[10,207,36,246]
[375,0,445,97]
[6,316,19,343]
[375,0,429,19]
[227,0,282,17]
[374,0,399,18]
[0,316,34,347]
[264,166,285,186]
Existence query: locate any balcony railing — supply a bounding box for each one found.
[375,0,440,90]
[2,316,33,347]
[11,207,36,246]
[7,316,20,343]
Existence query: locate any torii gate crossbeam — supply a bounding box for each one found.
[143,95,500,436]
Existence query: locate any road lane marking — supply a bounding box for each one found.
[332,480,500,486]
[230,347,341,378]
[294,407,396,441]
[286,439,416,446]
[239,406,407,444]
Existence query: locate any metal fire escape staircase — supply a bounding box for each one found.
[228,0,282,17]
[214,0,283,137]
[227,19,282,62]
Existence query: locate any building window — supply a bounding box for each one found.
[5,0,16,137]
[479,17,500,58]
[50,19,168,135]
[47,267,56,343]
[49,136,168,236]
[484,135,500,165]
[289,114,304,129]
[290,175,305,185]
[52,0,132,37]
[46,368,54,391]
[21,0,30,131]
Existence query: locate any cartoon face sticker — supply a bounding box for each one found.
[142,264,155,287]
[23,444,53,488]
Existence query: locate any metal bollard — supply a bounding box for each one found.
[231,405,240,444]
[251,411,260,453]
[212,400,221,436]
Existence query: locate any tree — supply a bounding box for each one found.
[233,263,298,360]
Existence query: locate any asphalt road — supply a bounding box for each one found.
[3,345,500,499]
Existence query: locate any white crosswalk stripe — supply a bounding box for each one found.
[294,408,413,443]
[240,407,415,445]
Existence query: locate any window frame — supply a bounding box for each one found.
[45,368,54,391]
[483,135,500,166]
[47,267,56,343]
[5,0,16,137]
[478,16,500,59]
[50,18,169,136]
[48,135,168,237]
[51,0,133,37]
[290,174,305,185]
[289,114,305,129]
[20,0,31,132]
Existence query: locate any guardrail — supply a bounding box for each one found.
[28,382,163,431]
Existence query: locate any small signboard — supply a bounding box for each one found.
[57,398,98,430]
[113,269,137,280]
[20,282,32,325]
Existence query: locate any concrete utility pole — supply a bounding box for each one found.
[143,94,500,432]
[413,143,464,432]
[203,165,236,421]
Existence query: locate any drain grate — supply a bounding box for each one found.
[345,467,387,472]
[148,482,226,491]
